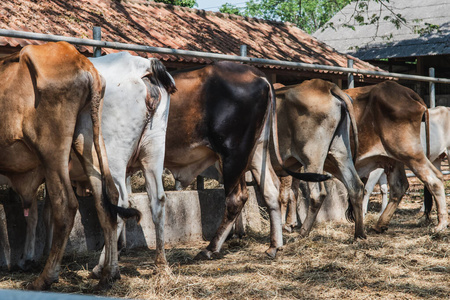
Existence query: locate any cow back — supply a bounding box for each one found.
[166,62,270,191]
[345,81,427,160]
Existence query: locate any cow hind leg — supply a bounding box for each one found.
[20,197,39,271]
[285,178,300,231]
[378,172,388,215]
[278,176,293,232]
[91,176,128,280]
[374,162,408,233]
[362,168,384,216]
[422,158,442,222]
[326,157,366,239]
[28,168,78,291]
[142,166,167,266]
[0,203,11,271]
[249,141,283,258]
[43,190,53,257]
[298,181,327,238]
[6,171,44,271]
[410,160,448,232]
[88,176,120,290]
[195,176,248,260]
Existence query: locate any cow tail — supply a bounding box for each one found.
[423,108,433,217]
[330,86,357,222]
[147,58,177,94]
[262,78,330,182]
[331,85,359,163]
[88,70,142,222]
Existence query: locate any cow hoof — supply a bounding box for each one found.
[88,265,102,280]
[152,264,172,275]
[434,222,448,233]
[265,247,278,258]
[25,277,54,291]
[194,250,212,260]
[297,230,310,239]
[354,232,367,240]
[282,225,293,233]
[94,278,114,291]
[194,249,221,260]
[111,268,121,281]
[372,225,388,233]
[154,255,167,267]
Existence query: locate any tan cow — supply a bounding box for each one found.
[0,42,136,290]
[345,81,448,232]
[363,106,450,217]
[272,79,365,239]
[281,81,448,234]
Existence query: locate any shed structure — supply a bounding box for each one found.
[0,0,384,86]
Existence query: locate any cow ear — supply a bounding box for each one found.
[142,76,161,118]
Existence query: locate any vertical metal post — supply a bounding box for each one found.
[240,44,247,57]
[429,67,435,108]
[93,26,102,57]
[347,59,354,89]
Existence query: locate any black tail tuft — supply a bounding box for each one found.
[345,196,356,223]
[113,206,142,223]
[102,178,142,222]
[423,186,433,220]
[149,58,177,94]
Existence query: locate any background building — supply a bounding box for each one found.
[314,0,450,105]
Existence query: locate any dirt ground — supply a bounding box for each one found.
[0,175,449,299]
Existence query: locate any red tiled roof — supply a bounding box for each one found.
[0,0,382,73]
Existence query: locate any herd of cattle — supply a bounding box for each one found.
[0,41,448,291]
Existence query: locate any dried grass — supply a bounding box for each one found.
[0,177,449,299]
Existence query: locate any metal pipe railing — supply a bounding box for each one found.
[1,29,450,84]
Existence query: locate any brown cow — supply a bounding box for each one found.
[269,80,365,239]
[280,81,448,235]
[345,81,448,232]
[0,42,135,290]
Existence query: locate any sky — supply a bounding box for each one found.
[195,0,247,12]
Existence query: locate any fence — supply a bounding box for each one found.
[0,28,449,177]
[1,28,450,93]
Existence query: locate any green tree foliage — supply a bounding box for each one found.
[220,0,350,33]
[219,0,440,36]
[154,0,197,8]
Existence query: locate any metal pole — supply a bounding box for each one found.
[347,59,354,89]
[93,27,101,57]
[1,29,450,84]
[240,44,247,57]
[429,67,435,108]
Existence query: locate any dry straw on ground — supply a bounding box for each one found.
[0,175,449,299]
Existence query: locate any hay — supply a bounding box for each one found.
[0,176,449,299]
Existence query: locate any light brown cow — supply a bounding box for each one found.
[0,42,131,290]
[345,81,448,232]
[271,79,365,240]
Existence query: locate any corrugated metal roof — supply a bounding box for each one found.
[313,0,450,60]
[0,0,382,73]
